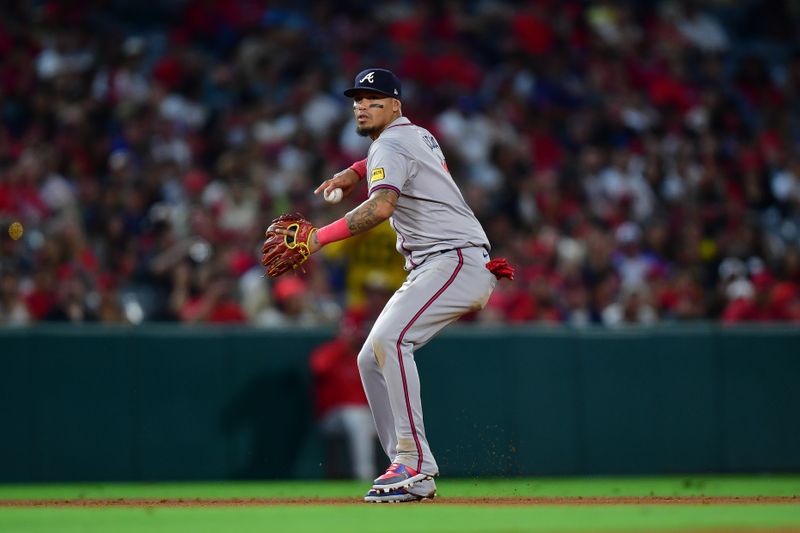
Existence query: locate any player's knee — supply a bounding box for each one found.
[357,343,378,373]
[358,331,396,375]
[368,326,401,369]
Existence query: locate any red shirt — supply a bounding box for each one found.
[180,297,246,323]
[309,338,367,419]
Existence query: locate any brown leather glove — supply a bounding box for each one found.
[261,213,317,277]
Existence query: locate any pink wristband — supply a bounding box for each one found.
[349,159,367,180]
[316,217,352,246]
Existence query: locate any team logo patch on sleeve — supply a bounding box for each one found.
[370,168,385,183]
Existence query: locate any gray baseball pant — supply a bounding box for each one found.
[357,246,497,476]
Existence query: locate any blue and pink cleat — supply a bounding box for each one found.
[364,476,437,503]
[371,462,432,493]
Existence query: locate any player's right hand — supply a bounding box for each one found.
[314,167,360,200]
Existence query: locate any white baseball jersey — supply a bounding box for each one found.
[366,116,490,270]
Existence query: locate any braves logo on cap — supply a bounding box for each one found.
[344,68,402,100]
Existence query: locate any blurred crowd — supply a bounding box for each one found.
[2,0,800,327]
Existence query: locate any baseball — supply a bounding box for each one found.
[324,187,343,204]
[8,221,23,240]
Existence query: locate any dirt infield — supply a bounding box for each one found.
[1,496,798,507]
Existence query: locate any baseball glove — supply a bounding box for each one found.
[261,213,317,277]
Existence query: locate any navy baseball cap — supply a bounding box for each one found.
[344,68,402,100]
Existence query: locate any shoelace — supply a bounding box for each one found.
[381,463,412,477]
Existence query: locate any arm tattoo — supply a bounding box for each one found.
[345,189,398,234]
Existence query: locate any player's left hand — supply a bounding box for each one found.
[261,213,319,277]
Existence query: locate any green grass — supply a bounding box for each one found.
[2,476,799,533]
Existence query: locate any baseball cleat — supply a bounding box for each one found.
[372,462,431,492]
[363,487,436,503]
[405,477,437,499]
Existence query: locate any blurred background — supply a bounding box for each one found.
[1,0,800,327]
[1,0,800,483]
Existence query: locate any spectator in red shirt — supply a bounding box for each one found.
[179,266,246,324]
[309,272,392,480]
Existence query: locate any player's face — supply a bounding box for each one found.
[352,91,398,138]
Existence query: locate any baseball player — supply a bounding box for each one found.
[267,68,513,502]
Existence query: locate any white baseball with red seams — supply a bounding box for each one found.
[323,187,343,203]
[357,115,497,485]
